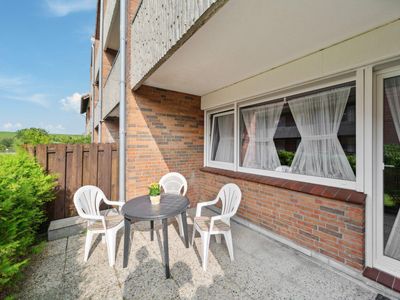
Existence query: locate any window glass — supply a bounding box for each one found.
[210,112,234,163]
[239,83,356,180]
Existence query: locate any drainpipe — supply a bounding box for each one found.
[98,0,104,143]
[90,37,95,143]
[119,0,127,202]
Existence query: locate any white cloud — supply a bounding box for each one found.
[60,92,82,113]
[7,93,50,108]
[40,123,66,134]
[2,122,23,131]
[45,0,96,17]
[0,75,24,90]
[0,74,50,108]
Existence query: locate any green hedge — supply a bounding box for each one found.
[0,152,56,291]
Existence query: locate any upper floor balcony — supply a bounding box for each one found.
[103,51,121,118]
[130,0,226,89]
[104,0,120,51]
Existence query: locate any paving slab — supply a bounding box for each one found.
[15,211,396,300]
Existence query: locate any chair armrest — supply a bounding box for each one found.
[80,214,106,230]
[103,199,124,207]
[196,199,218,217]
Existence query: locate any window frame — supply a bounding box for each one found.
[205,74,361,190]
[207,109,235,170]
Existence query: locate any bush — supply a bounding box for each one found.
[277,150,295,166]
[384,144,400,168]
[14,128,50,147]
[0,152,56,291]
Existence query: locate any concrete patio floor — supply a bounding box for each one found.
[16,210,396,300]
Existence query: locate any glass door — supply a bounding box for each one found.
[375,69,400,277]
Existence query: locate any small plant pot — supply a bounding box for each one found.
[150,195,160,205]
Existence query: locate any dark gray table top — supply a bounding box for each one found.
[122,194,189,220]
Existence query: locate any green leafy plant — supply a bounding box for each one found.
[346,154,356,173]
[0,152,56,292]
[277,150,295,166]
[384,144,400,168]
[148,183,161,196]
[14,128,50,147]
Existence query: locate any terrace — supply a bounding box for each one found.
[16,209,396,299]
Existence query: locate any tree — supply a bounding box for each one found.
[14,128,50,146]
[0,138,14,149]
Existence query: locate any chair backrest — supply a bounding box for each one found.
[73,185,106,219]
[159,172,187,196]
[217,183,242,217]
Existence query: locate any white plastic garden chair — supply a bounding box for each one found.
[191,183,242,271]
[73,185,124,266]
[159,172,188,237]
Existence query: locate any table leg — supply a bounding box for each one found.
[162,218,170,278]
[123,217,131,268]
[150,220,154,241]
[181,211,189,248]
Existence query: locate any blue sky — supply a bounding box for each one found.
[0,0,96,134]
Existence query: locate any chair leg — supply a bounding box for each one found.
[176,215,184,237]
[105,231,117,267]
[215,234,222,244]
[84,231,94,262]
[224,230,234,261]
[202,232,210,271]
[191,226,197,246]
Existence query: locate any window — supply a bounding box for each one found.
[209,111,234,167]
[239,83,356,181]
[205,81,358,186]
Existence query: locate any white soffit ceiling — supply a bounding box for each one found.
[144,0,400,96]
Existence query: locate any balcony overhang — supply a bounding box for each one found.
[104,0,120,51]
[142,0,400,97]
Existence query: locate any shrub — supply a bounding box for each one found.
[0,152,56,291]
[277,150,295,166]
[384,144,400,168]
[14,128,50,147]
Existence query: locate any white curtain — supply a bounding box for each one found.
[288,87,355,181]
[214,114,234,163]
[383,76,400,260]
[242,102,283,170]
[384,76,400,142]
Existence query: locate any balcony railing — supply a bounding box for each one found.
[104,0,120,51]
[130,0,225,89]
[103,52,121,118]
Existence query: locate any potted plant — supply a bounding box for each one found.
[149,182,161,205]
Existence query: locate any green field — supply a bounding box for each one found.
[0,131,84,140]
[0,131,17,139]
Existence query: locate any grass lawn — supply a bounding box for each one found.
[0,131,84,140]
[0,131,17,139]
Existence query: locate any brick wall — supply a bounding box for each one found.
[197,170,365,270]
[125,85,204,205]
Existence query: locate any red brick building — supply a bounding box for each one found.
[81,0,400,291]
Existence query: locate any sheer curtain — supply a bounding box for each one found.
[214,114,234,163]
[242,102,283,170]
[385,76,400,142]
[288,87,355,181]
[383,76,400,260]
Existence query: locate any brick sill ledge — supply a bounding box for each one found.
[200,167,366,206]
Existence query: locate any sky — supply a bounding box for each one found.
[0,0,97,134]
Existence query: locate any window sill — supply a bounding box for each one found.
[200,167,366,205]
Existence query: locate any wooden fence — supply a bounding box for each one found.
[27,143,119,220]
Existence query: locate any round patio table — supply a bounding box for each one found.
[122,194,190,278]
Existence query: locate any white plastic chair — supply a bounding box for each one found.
[73,185,124,266]
[192,183,242,271]
[159,172,188,237]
